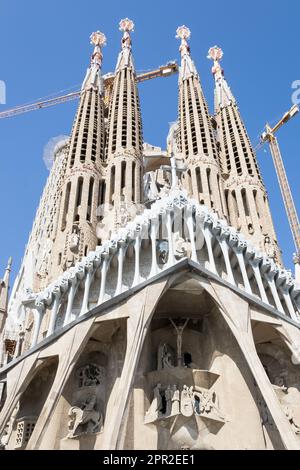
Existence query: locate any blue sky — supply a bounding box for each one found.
[0,0,299,284]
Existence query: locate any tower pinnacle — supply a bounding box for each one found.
[207,46,235,109]
[115,18,135,71]
[82,30,106,92]
[90,31,106,69]
[176,25,197,80]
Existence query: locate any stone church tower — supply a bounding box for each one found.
[1,21,300,450]
[105,19,143,226]
[208,46,281,263]
[50,31,107,279]
[177,27,225,218]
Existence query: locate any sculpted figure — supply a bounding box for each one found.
[67,395,102,438]
[69,229,80,252]
[77,364,105,388]
[181,385,194,417]
[281,387,300,434]
[173,233,191,260]
[171,385,180,415]
[157,343,175,370]
[0,402,19,449]
[264,236,275,259]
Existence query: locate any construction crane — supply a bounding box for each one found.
[0,62,178,119]
[260,104,300,280]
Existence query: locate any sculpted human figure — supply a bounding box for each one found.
[165,386,173,416]
[281,387,300,434]
[67,395,102,438]
[169,318,189,366]
[181,385,193,417]
[171,385,180,415]
[157,343,174,370]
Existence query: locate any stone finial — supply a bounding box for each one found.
[119,18,134,50]
[176,26,191,57]
[207,46,224,79]
[119,18,134,33]
[89,30,106,68]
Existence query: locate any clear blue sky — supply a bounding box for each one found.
[0,0,299,284]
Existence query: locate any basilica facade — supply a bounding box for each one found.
[0,20,300,450]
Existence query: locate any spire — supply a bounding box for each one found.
[115,18,135,72]
[50,31,107,278]
[176,26,225,217]
[68,31,106,170]
[0,257,12,334]
[207,46,235,110]
[209,46,281,262]
[207,45,262,180]
[81,30,106,92]
[176,25,198,80]
[105,18,144,224]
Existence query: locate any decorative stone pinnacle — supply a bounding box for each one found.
[207,46,224,78]
[119,18,134,33]
[89,30,106,69]
[207,46,223,62]
[119,18,134,51]
[176,26,191,58]
[176,25,191,41]
[90,31,107,47]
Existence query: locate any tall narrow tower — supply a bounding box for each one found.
[208,46,281,262]
[50,31,107,278]
[176,26,225,218]
[105,18,143,227]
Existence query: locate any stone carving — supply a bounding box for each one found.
[37,238,53,277]
[280,387,300,434]
[173,233,191,260]
[181,385,194,417]
[21,190,300,352]
[264,236,275,259]
[171,384,180,415]
[169,318,189,367]
[192,389,224,420]
[145,383,181,423]
[77,364,105,388]
[67,395,103,438]
[157,343,175,370]
[145,383,224,424]
[157,240,168,265]
[69,228,80,253]
[0,402,19,449]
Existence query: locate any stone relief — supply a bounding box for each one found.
[173,233,191,260]
[157,240,169,265]
[157,343,175,370]
[145,383,224,425]
[77,363,105,388]
[36,237,53,278]
[0,402,19,449]
[67,395,103,438]
[69,228,80,253]
[274,385,300,435]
